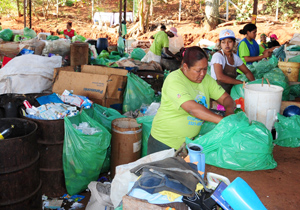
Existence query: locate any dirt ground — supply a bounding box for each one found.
[206,145,300,209]
[1,0,299,46]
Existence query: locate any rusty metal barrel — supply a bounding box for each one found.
[110,118,142,178]
[24,117,66,197]
[0,118,42,210]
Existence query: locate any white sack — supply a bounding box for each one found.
[0,54,62,94]
[110,149,175,208]
[86,182,114,210]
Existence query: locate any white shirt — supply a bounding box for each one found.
[210,50,244,80]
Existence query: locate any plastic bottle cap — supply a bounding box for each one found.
[236,104,241,108]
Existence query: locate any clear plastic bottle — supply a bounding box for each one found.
[234,104,243,114]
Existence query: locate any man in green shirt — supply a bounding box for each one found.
[141,27,180,63]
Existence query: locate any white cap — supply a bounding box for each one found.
[219,29,236,40]
[236,104,241,108]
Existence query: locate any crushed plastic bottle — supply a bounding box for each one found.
[72,122,100,135]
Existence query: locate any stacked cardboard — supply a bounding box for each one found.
[52,65,128,112]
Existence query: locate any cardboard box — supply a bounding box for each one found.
[105,98,123,113]
[52,65,128,106]
[81,65,128,99]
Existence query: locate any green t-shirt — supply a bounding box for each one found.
[238,40,265,65]
[150,31,169,56]
[151,69,225,149]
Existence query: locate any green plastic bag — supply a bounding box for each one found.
[274,114,300,147]
[72,35,86,43]
[117,37,125,55]
[289,84,300,100]
[84,104,124,173]
[199,121,217,136]
[123,73,155,113]
[136,115,155,157]
[46,35,59,40]
[13,35,32,42]
[263,68,290,101]
[131,48,146,61]
[288,55,300,63]
[0,29,13,41]
[98,50,110,59]
[186,112,277,171]
[84,103,125,132]
[230,79,268,100]
[63,112,111,195]
[23,27,36,38]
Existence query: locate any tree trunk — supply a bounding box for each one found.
[204,0,219,31]
[16,0,21,17]
[139,0,144,33]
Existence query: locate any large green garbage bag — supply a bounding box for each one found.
[264,68,290,101]
[23,27,36,38]
[199,121,217,136]
[289,84,300,100]
[288,54,300,63]
[131,48,146,61]
[72,35,86,42]
[84,104,125,173]
[252,56,278,78]
[136,115,155,157]
[84,103,125,132]
[63,112,111,195]
[186,112,277,171]
[123,73,155,113]
[274,114,300,147]
[230,79,268,100]
[0,29,13,41]
[46,35,59,40]
[98,50,110,59]
[13,35,32,42]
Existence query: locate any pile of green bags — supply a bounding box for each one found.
[186,112,277,171]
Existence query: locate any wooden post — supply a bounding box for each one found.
[119,0,122,36]
[24,0,27,28]
[92,0,94,21]
[251,0,258,24]
[29,0,32,28]
[179,0,181,22]
[124,0,127,23]
[275,0,279,21]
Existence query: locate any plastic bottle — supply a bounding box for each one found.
[234,104,243,114]
[0,124,14,140]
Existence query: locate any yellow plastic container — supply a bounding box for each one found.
[278,61,300,82]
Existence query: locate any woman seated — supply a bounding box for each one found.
[210,29,255,94]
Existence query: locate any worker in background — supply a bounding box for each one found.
[268,34,281,48]
[211,29,254,94]
[56,21,77,39]
[237,23,272,65]
[260,33,268,49]
[141,26,180,63]
[147,46,235,154]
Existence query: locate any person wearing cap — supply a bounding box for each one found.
[56,21,77,39]
[147,46,235,154]
[260,33,268,49]
[268,34,280,48]
[237,23,272,65]
[141,27,180,63]
[211,29,255,94]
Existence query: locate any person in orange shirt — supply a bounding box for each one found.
[56,21,77,39]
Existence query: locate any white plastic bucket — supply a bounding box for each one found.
[244,84,283,131]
